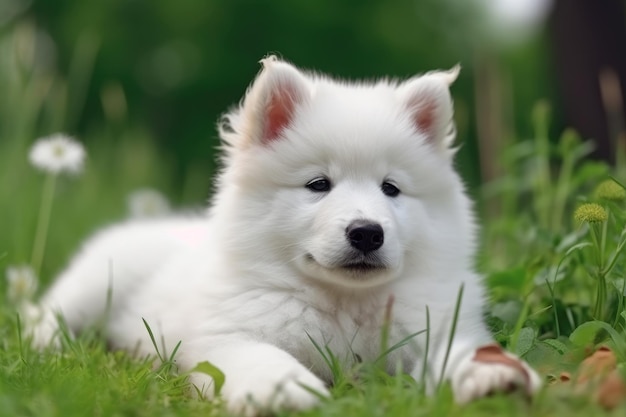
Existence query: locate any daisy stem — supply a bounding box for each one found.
[31,173,57,277]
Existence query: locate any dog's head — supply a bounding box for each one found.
[216,56,476,289]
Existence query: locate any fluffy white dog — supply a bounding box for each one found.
[30,56,541,415]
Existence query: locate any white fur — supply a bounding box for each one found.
[29,56,540,415]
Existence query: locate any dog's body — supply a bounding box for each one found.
[30,57,540,415]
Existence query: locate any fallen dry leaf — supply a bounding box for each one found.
[554,346,626,410]
[559,372,571,383]
[596,370,626,410]
[577,346,617,384]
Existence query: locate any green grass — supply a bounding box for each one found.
[2,20,626,417]
[0,315,621,417]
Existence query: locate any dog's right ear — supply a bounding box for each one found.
[243,56,311,145]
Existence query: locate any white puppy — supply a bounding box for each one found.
[30,56,541,415]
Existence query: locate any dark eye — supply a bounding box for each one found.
[306,177,332,192]
[381,182,400,197]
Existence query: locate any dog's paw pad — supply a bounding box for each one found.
[452,344,542,404]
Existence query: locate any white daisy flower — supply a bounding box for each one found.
[29,133,86,175]
[127,188,172,218]
[6,265,38,304]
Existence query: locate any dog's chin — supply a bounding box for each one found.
[302,253,394,289]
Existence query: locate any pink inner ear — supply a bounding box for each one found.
[263,85,299,143]
[408,97,437,140]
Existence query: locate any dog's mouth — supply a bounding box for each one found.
[305,253,387,274]
[340,261,386,272]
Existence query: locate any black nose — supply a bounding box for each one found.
[346,221,384,254]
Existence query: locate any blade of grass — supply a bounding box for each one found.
[419,305,430,393]
[15,313,27,364]
[437,283,463,391]
[374,329,426,365]
[142,318,164,363]
[379,294,394,364]
[306,332,342,383]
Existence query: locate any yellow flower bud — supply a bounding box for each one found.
[594,180,626,201]
[574,203,608,224]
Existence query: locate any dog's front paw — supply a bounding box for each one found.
[451,344,542,404]
[224,364,329,417]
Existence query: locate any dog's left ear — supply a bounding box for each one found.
[398,66,459,151]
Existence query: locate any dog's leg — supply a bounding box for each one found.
[187,340,329,416]
[408,289,542,403]
[419,328,542,403]
[448,342,543,403]
[26,239,130,348]
[27,221,195,348]
[409,278,543,402]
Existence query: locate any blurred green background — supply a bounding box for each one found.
[1,0,625,281]
[3,0,561,187]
